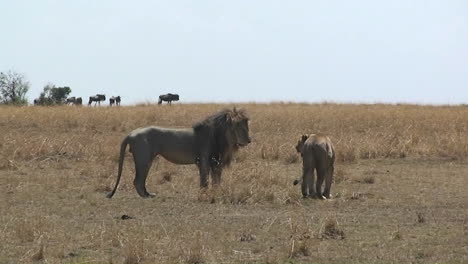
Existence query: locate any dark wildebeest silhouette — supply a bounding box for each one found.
[75,97,83,106]
[88,94,106,106]
[158,93,179,105]
[33,98,40,105]
[110,96,121,106]
[66,97,76,105]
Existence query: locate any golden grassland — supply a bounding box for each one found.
[0,103,467,263]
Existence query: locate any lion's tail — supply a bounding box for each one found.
[107,136,130,198]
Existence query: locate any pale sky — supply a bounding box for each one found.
[1,1,467,104]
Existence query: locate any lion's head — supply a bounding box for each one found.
[193,108,251,166]
[295,134,309,154]
[226,109,251,148]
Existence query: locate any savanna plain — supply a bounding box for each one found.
[0,103,467,264]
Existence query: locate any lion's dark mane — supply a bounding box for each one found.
[193,108,248,167]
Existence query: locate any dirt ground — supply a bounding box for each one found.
[0,104,467,263]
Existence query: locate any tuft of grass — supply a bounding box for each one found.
[354,175,376,184]
[239,232,256,242]
[348,192,374,200]
[391,226,403,240]
[158,171,174,184]
[122,238,145,264]
[284,153,299,164]
[417,212,425,223]
[15,219,42,243]
[320,217,345,240]
[183,242,205,264]
[290,240,311,258]
[334,167,348,184]
[31,245,44,262]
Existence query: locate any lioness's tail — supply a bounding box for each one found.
[107,136,130,198]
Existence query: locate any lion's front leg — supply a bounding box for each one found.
[211,163,223,186]
[198,157,210,188]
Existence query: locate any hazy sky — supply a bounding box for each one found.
[1,1,467,104]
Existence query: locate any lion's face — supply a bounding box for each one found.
[295,135,309,153]
[232,119,251,147]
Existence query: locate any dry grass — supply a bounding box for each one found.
[1,103,467,263]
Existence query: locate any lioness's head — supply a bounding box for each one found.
[295,134,309,154]
[228,108,251,147]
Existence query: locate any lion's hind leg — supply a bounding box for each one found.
[132,145,156,198]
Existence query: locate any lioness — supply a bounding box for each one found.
[293,134,335,199]
[107,108,251,198]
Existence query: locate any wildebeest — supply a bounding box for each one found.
[107,108,251,198]
[88,94,106,106]
[158,93,179,105]
[66,97,76,105]
[110,96,121,106]
[33,98,40,105]
[75,97,83,106]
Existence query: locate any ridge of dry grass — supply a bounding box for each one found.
[1,103,467,167]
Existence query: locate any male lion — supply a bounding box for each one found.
[107,108,251,198]
[293,134,335,199]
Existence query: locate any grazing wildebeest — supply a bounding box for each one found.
[107,108,251,198]
[293,134,335,199]
[88,94,106,106]
[66,97,76,105]
[158,93,179,105]
[109,96,121,106]
[75,97,83,106]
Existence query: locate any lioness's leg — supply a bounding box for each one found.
[132,148,155,198]
[302,167,314,198]
[307,169,316,198]
[323,165,334,199]
[316,167,327,200]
